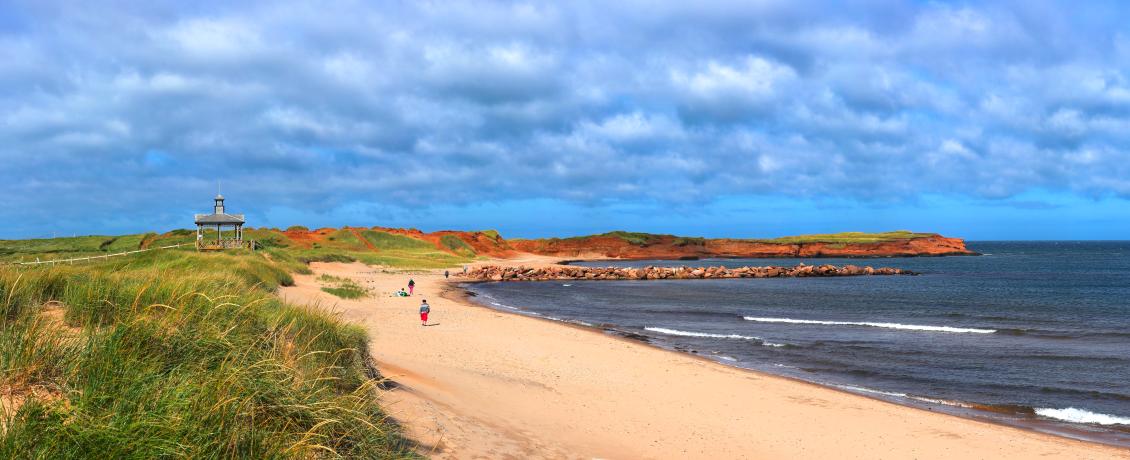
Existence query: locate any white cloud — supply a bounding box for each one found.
[672,56,795,116]
[2,0,1130,236]
[165,18,261,57]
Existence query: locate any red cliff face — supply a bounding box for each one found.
[270,227,974,260]
[509,234,974,259]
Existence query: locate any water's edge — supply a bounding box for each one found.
[454,280,1130,449]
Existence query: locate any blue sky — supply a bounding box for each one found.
[2,1,1130,240]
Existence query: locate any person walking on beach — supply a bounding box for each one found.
[419,299,430,326]
[444,270,449,279]
[408,278,415,296]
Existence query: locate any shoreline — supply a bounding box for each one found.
[280,260,1130,459]
[454,280,1130,450]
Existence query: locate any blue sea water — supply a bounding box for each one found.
[464,241,1130,446]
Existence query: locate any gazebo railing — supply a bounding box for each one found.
[196,239,255,251]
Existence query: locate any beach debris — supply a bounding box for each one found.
[459,264,915,281]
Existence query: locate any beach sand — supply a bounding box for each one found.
[279,259,1130,459]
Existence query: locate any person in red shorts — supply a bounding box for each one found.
[419,299,430,326]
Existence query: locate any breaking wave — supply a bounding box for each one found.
[742,317,996,334]
[644,327,761,340]
[1035,407,1130,426]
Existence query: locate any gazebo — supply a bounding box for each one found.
[194,194,252,250]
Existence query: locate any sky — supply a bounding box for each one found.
[2,0,1130,240]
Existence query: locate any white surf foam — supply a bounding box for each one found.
[645,327,760,340]
[762,341,788,348]
[835,384,908,398]
[717,356,738,362]
[908,396,973,408]
[742,317,996,334]
[1035,407,1130,426]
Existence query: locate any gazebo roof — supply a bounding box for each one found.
[195,213,245,225]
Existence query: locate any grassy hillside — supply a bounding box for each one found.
[0,233,157,261]
[0,249,413,458]
[1,228,479,269]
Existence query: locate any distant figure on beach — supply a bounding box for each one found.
[444,270,449,279]
[419,299,430,326]
[408,279,415,295]
[463,265,468,274]
[397,288,408,297]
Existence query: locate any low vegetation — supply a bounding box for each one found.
[0,249,413,458]
[559,231,667,246]
[752,230,936,244]
[318,274,368,299]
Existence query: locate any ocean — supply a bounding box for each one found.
[463,241,1130,446]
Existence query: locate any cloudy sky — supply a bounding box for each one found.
[3,0,1130,240]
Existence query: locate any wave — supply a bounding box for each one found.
[644,327,761,340]
[1035,407,1130,426]
[907,396,973,408]
[488,301,520,311]
[742,316,996,334]
[835,384,908,399]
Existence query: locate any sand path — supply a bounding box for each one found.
[279,260,1130,459]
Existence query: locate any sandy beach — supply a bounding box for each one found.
[279,259,1130,459]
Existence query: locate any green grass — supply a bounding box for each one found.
[439,235,476,258]
[558,231,667,246]
[673,236,706,247]
[357,231,433,251]
[752,231,936,244]
[0,249,413,458]
[318,275,368,300]
[0,233,154,261]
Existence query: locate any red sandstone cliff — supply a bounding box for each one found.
[508,233,974,259]
[262,227,974,259]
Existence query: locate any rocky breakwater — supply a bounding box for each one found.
[461,264,915,282]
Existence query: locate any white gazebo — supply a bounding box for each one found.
[194,194,252,250]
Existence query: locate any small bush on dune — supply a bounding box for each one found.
[317,274,368,300]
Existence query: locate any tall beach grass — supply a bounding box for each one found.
[0,249,413,458]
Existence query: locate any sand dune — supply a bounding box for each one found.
[279,260,1129,459]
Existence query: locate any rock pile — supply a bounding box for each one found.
[460,264,914,282]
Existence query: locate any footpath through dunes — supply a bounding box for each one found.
[280,260,1130,460]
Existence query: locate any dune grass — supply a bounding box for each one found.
[318,274,368,300]
[0,249,414,458]
[0,233,155,262]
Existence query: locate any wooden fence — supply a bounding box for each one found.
[5,242,195,266]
